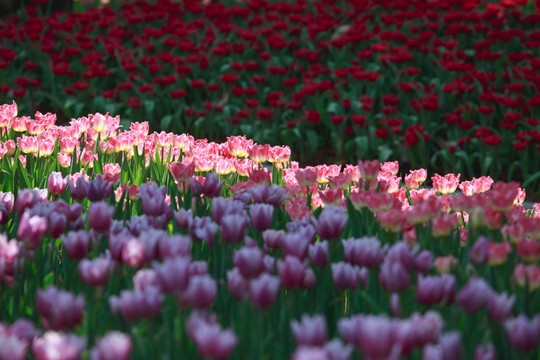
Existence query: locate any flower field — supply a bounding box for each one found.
[0,0,540,359]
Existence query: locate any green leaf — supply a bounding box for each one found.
[326,102,340,114]
[306,130,319,153]
[143,100,155,115]
[161,115,173,130]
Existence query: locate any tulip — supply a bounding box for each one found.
[416,274,456,306]
[88,202,115,233]
[220,213,250,244]
[0,335,27,360]
[61,230,91,260]
[456,277,493,314]
[379,259,410,293]
[504,315,540,351]
[48,172,67,195]
[309,241,329,267]
[249,203,274,231]
[78,254,114,287]
[342,237,385,268]
[17,211,47,249]
[487,292,515,322]
[474,343,496,360]
[36,287,85,331]
[109,286,163,322]
[202,172,224,198]
[316,206,347,240]
[87,175,112,202]
[181,274,217,309]
[153,256,191,294]
[249,273,280,308]
[233,246,265,279]
[32,332,86,360]
[90,331,132,360]
[291,314,327,347]
[469,236,489,265]
[278,256,307,288]
[227,267,248,301]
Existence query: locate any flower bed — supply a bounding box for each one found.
[0,102,539,359]
[1,0,540,189]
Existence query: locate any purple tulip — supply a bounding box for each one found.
[220,213,250,244]
[316,206,347,240]
[158,234,191,259]
[440,331,462,360]
[278,256,307,288]
[283,232,311,260]
[153,256,191,294]
[48,212,67,238]
[262,229,286,249]
[250,184,289,207]
[189,216,219,246]
[121,239,146,267]
[291,314,327,347]
[227,267,249,301]
[17,211,47,249]
[386,242,415,271]
[456,277,493,314]
[61,230,91,260]
[469,236,489,265]
[138,182,168,217]
[504,314,540,352]
[291,347,328,360]
[48,172,67,195]
[488,292,515,323]
[324,339,354,360]
[250,203,274,231]
[202,172,225,198]
[379,259,410,293]
[189,261,209,277]
[78,254,114,287]
[32,331,86,360]
[109,286,163,322]
[474,343,496,360]
[391,294,402,317]
[0,334,27,360]
[233,246,265,279]
[87,175,112,202]
[342,237,385,268]
[211,197,245,225]
[309,241,329,267]
[414,250,433,274]
[14,188,38,214]
[186,312,238,360]
[133,269,161,292]
[181,274,217,309]
[67,177,89,201]
[174,208,193,229]
[416,274,456,306]
[331,262,362,291]
[88,202,115,233]
[250,273,280,308]
[90,331,132,360]
[36,287,85,331]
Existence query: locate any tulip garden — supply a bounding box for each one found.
[1,0,540,359]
